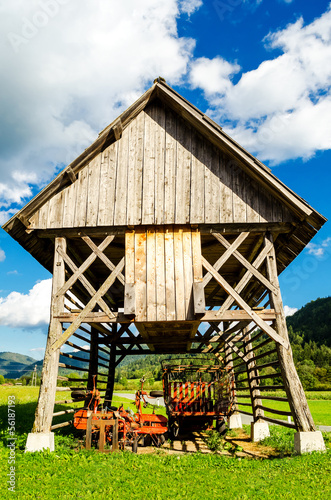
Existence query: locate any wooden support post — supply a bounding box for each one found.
[265,233,315,432]
[87,328,99,391]
[32,237,66,433]
[243,328,265,422]
[104,331,117,407]
[224,338,238,413]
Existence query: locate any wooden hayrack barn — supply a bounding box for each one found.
[3,78,327,453]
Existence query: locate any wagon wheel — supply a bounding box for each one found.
[149,390,164,398]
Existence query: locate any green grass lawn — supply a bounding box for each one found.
[0,387,330,500]
[238,399,331,426]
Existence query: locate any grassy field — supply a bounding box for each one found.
[0,387,330,499]
[238,400,331,426]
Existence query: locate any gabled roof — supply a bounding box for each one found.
[3,78,326,232]
[2,78,327,277]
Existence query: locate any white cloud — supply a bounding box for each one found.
[0,0,196,211]
[0,249,5,262]
[190,57,240,95]
[30,347,45,352]
[306,237,331,257]
[179,0,202,16]
[189,5,331,163]
[0,279,52,327]
[7,270,19,275]
[284,305,298,316]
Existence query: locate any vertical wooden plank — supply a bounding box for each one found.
[219,152,233,223]
[86,155,101,226]
[164,227,176,321]
[74,166,88,227]
[154,105,166,225]
[164,109,176,224]
[98,143,118,226]
[146,228,157,321]
[174,228,185,320]
[155,226,166,321]
[127,119,137,226]
[190,132,205,223]
[38,201,49,229]
[259,185,273,223]
[205,146,220,224]
[114,127,129,225]
[175,119,191,223]
[245,172,260,223]
[134,111,144,224]
[47,191,64,228]
[62,182,77,228]
[191,229,203,283]
[125,231,135,283]
[182,229,194,320]
[135,229,147,321]
[233,162,247,223]
[142,108,155,225]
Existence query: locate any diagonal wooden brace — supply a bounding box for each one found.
[212,232,278,295]
[202,232,249,287]
[216,239,273,317]
[82,235,125,285]
[56,246,115,319]
[51,257,125,352]
[56,235,115,298]
[201,256,289,349]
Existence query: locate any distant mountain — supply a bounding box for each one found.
[287,297,331,347]
[0,352,38,378]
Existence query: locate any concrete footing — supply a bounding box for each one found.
[228,413,242,429]
[25,432,55,453]
[251,421,270,442]
[294,431,326,454]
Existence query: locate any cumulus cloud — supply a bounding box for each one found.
[0,0,196,217]
[179,0,203,15]
[0,249,5,262]
[306,237,331,257]
[284,305,298,316]
[189,5,331,163]
[0,279,52,327]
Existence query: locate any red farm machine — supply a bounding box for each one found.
[73,377,167,452]
[162,358,236,438]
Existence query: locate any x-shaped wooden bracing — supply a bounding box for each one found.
[51,236,125,352]
[202,233,289,350]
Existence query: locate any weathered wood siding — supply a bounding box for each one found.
[125,227,202,322]
[30,103,294,229]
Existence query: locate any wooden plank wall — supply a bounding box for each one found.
[125,227,201,322]
[30,103,294,229]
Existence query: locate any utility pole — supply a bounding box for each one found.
[31,365,37,387]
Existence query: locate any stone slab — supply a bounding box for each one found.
[294,431,326,454]
[251,421,270,442]
[228,414,242,429]
[25,432,55,453]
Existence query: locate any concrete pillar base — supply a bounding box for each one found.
[251,421,270,442]
[25,432,55,453]
[294,431,326,454]
[228,413,242,429]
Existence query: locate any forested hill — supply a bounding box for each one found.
[287,297,331,347]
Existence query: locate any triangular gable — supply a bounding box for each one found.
[28,100,297,230]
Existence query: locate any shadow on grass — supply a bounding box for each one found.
[0,402,83,451]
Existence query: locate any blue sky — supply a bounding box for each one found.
[0,0,330,360]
